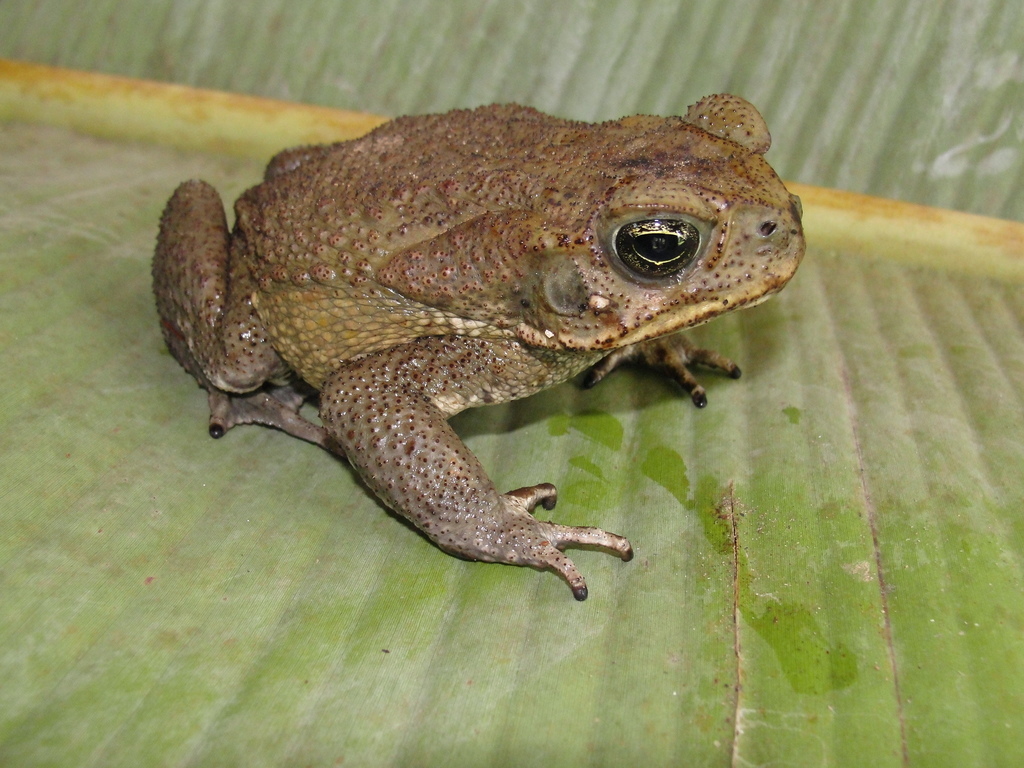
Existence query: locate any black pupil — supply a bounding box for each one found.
[638,233,678,260]
[616,219,700,277]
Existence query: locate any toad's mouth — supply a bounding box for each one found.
[514,260,799,353]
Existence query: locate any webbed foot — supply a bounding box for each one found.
[584,334,740,408]
[484,483,633,601]
[207,382,329,448]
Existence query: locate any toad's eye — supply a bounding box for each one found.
[614,218,702,278]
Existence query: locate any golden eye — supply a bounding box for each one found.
[614,219,702,278]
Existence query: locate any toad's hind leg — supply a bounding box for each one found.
[319,336,634,600]
[153,180,328,448]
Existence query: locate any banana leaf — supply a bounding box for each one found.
[2,61,1023,768]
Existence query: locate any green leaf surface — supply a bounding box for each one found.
[1,2,1023,764]
[3,114,1024,768]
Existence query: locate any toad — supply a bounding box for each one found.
[153,94,804,599]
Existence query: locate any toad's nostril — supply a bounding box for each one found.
[758,220,777,237]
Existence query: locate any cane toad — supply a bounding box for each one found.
[153,94,804,600]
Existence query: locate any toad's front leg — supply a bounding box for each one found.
[584,333,741,408]
[319,336,633,600]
